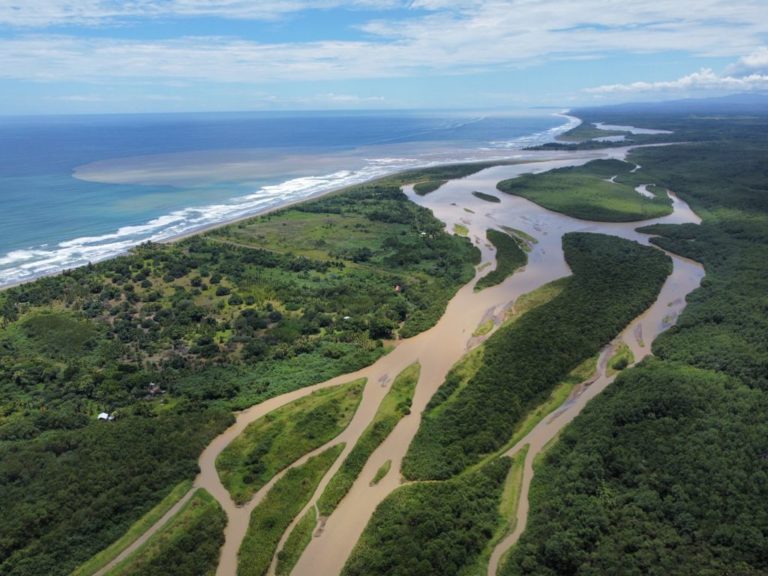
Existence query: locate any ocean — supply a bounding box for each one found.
[0,110,575,287]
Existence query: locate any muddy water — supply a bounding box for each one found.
[107,147,703,576]
[82,148,703,576]
[288,149,703,576]
[486,244,704,576]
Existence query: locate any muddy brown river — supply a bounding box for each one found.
[94,147,704,576]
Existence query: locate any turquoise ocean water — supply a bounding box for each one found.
[0,110,574,286]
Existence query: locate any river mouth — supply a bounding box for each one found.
[286,149,703,576]
[105,147,704,576]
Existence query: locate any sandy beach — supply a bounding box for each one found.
[0,145,587,293]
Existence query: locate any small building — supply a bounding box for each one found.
[97,412,114,421]
[147,382,163,396]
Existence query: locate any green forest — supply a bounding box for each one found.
[403,232,671,480]
[238,444,344,576]
[2,102,768,576]
[0,166,481,576]
[501,111,768,575]
[216,379,363,504]
[106,489,225,576]
[342,458,511,576]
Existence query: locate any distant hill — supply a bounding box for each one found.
[574,92,768,118]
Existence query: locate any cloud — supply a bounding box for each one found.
[585,67,768,94]
[56,94,104,102]
[728,46,768,74]
[0,1,404,27]
[320,93,385,103]
[1,1,768,90]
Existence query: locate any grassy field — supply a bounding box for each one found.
[317,363,419,515]
[509,277,567,319]
[275,508,317,576]
[453,223,469,236]
[371,460,392,485]
[72,480,193,576]
[475,229,527,291]
[217,379,364,504]
[501,226,537,250]
[413,179,447,195]
[106,489,225,576]
[238,445,344,576]
[472,319,494,337]
[497,159,673,222]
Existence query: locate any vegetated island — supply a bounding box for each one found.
[471,190,502,203]
[497,158,672,221]
[4,101,768,576]
[474,229,527,291]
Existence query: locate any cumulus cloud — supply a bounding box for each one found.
[728,46,768,74]
[1,0,768,90]
[585,67,768,94]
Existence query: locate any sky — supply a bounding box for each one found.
[1,0,767,114]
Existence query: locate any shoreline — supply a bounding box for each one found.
[0,154,581,294]
[0,158,516,293]
[0,109,576,292]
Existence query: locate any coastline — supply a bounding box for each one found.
[0,113,581,293]
[0,159,517,293]
[0,160,571,292]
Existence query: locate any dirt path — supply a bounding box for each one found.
[92,488,196,576]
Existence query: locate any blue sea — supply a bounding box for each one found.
[0,110,575,286]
